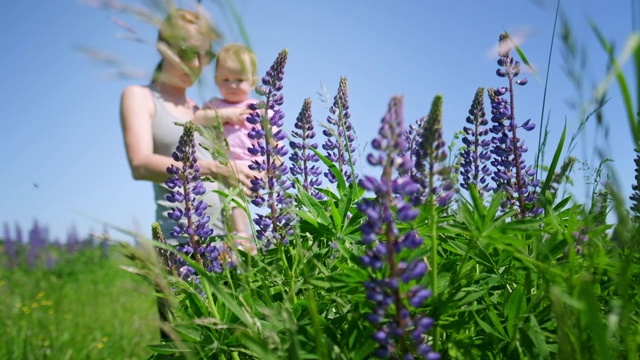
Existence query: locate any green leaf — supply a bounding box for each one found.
[147,343,191,355]
[524,315,550,359]
[474,313,506,341]
[540,123,566,197]
[296,185,331,224]
[456,289,487,306]
[591,24,640,145]
[311,147,347,194]
[505,287,526,338]
[173,324,203,343]
[552,195,572,212]
[328,196,343,230]
[576,273,612,359]
[237,333,280,360]
[486,304,508,339]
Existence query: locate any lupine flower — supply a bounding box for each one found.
[413,95,455,207]
[246,49,295,247]
[459,87,492,195]
[488,33,541,217]
[566,225,591,256]
[289,98,323,199]
[14,223,24,244]
[399,117,426,179]
[358,96,439,360]
[322,76,357,184]
[630,149,640,219]
[164,121,223,278]
[3,222,18,268]
[26,220,47,269]
[66,226,81,253]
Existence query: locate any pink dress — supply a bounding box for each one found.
[204,97,260,164]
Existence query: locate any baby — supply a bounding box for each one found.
[194,44,260,252]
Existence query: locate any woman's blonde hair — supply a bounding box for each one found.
[158,8,220,45]
[215,43,258,82]
[153,8,221,81]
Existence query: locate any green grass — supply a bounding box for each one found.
[0,247,159,360]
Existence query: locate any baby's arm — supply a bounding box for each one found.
[193,100,251,126]
[193,108,222,127]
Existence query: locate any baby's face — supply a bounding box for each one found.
[215,61,255,104]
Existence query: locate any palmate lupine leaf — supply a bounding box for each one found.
[173,252,256,330]
[313,146,348,194]
[293,182,332,226]
[309,146,364,234]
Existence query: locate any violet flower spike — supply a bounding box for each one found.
[358,96,439,360]
[322,76,357,184]
[2,222,18,268]
[459,87,492,196]
[631,148,640,220]
[487,32,541,218]
[289,98,323,199]
[399,116,426,180]
[413,95,454,207]
[246,49,295,247]
[26,220,47,269]
[164,121,222,279]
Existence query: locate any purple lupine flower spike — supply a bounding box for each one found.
[289,98,323,199]
[358,96,439,360]
[322,76,357,184]
[459,87,492,196]
[488,33,541,217]
[246,49,295,247]
[26,220,47,269]
[413,95,454,207]
[3,222,18,268]
[66,225,80,253]
[164,121,223,280]
[630,149,640,218]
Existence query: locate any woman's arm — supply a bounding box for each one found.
[120,85,180,183]
[193,106,250,127]
[120,86,255,193]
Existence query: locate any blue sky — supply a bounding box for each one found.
[0,0,636,242]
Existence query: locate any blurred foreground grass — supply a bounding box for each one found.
[0,246,158,359]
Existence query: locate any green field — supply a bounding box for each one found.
[0,247,159,359]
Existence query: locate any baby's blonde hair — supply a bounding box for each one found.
[215,44,258,84]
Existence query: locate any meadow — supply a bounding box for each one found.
[0,237,158,360]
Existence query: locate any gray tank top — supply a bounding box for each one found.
[149,85,225,238]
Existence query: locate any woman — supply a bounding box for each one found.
[119,8,253,239]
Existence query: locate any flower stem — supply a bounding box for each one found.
[429,198,440,352]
